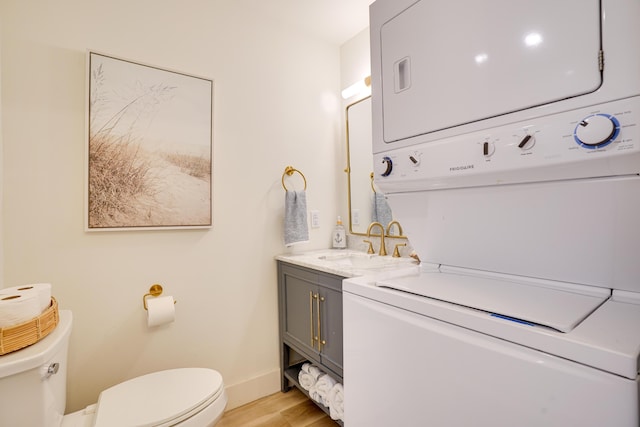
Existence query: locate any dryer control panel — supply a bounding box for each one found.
[373,97,640,193]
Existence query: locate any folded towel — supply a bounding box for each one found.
[300,362,311,374]
[372,192,393,229]
[328,383,344,421]
[284,190,309,246]
[315,373,337,407]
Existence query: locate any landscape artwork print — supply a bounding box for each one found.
[87,52,213,230]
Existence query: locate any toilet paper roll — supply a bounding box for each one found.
[147,295,176,327]
[0,283,52,313]
[0,291,43,328]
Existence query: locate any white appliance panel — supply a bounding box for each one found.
[386,176,640,293]
[345,276,640,380]
[343,291,640,427]
[373,96,640,193]
[380,0,601,143]
[375,268,609,332]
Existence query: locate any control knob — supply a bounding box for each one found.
[518,134,535,150]
[482,141,495,157]
[574,113,620,149]
[409,153,421,166]
[375,156,393,177]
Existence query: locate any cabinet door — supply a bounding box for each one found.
[318,284,343,376]
[281,265,320,359]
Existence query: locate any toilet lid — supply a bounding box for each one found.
[93,368,224,427]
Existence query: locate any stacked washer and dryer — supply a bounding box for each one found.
[343,0,640,425]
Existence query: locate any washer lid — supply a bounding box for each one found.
[376,266,610,333]
[93,368,223,427]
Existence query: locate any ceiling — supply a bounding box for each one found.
[251,0,375,45]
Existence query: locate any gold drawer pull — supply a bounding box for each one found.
[310,292,319,347]
[317,295,326,350]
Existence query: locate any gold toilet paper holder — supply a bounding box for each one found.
[143,284,176,310]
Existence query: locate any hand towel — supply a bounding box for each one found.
[315,373,337,407]
[284,190,309,246]
[328,383,344,421]
[371,192,393,229]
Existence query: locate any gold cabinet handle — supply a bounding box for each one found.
[309,292,318,347]
[317,295,326,350]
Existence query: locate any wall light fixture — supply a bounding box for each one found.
[341,75,371,99]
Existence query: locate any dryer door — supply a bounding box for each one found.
[379,0,602,143]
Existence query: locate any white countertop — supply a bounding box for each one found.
[275,249,419,278]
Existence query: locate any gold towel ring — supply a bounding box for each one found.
[282,166,307,191]
[370,172,376,193]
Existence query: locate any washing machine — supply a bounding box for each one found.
[343,0,640,425]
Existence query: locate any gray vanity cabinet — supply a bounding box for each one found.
[277,261,344,390]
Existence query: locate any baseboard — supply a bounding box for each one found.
[223,368,281,411]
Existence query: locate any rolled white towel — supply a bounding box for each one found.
[315,373,337,407]
[298,363,324,391]
[298,369,315,391]
[298,372,314,390]
[308,382,323,405]
[307,365,323,381]
[328,383,344,421]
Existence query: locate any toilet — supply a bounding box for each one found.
[0,310,227,427]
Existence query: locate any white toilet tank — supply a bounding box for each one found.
[0,310,72,427]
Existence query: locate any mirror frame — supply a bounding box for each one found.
[345,96,406,238]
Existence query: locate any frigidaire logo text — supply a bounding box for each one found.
[449,164,475,172]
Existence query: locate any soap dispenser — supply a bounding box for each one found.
[332,216,346,249]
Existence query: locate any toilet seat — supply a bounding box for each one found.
[92,368,224,427]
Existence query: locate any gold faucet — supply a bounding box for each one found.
[367,222,387,256]
[386,220,403,237]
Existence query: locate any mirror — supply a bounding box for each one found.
[345,96,405,237]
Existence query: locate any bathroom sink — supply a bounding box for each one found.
[276,249,419,278]
[317,251,415,270]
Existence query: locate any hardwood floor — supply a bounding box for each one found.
[218,387,340,427]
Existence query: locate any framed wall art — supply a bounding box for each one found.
[86,51,213,231]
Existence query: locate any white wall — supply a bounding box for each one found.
[0,19,3,285]
[0,0,345,412]
[341,27,371,99]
